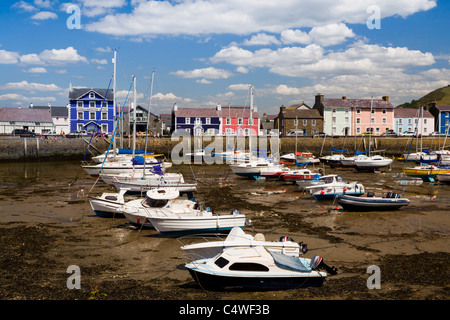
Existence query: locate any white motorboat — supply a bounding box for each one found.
[403,151,438,163]
[230,158,285,179]
[305,174,365,200]
[118,189,247,235]
[88,189,131,218]
[99,171,184,186]
[436,172,450,183]
[185,246,337,290]
[112,177,197,194]
[281,168,321,181]
[353,155,393,170]
[319,154,346,167]
[82,158,171,177]
[179,226,307,260]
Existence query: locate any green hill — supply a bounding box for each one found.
[397,85,450,108]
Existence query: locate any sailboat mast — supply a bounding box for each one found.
[132,76,136,159]
[369,96,373,156]
[143,71,155,178]
[249,85,253,158]
[112,49,117,160]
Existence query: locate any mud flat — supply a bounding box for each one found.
[0,161,448,302]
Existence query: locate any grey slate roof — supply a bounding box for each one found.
[69,88,114,100]
[394,108,433,118]
[322,98,394,109]
[174,106,259,119]
[280,108,322,119]
[0,107,53,123]
[31,106,68,117]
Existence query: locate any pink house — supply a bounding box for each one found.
[218,104,260,136]
[351,96,394,135]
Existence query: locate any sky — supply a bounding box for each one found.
[0,0,449,116]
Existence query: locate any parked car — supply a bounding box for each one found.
[430,132,446,136]
[12,129,35,137]
[313,132,326,137]
[381,130,398,137]
[401,131,415,136]
[360,131,374,136]
[286,130,304,136]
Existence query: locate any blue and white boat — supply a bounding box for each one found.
[185,246,336,290]
[305,174,365,200]
[336,193,410,211]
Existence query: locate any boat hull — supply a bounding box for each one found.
[149,216,247,236]
[337,195,410,211]
[88,197,125,218]
[186,268,325,291]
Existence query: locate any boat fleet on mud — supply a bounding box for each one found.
[82,134,450,291]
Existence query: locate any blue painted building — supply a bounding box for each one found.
[172,103,222,136]
[430,104,450,134]
[69,87,114,134]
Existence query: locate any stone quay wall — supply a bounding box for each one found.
[0,135,447,161]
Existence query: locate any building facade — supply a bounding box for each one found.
[274,105,323,136]
[0,107,54,134]
[69,88,114,134]
[172,103,260,136]
[429,104,450,134]
[394,108,434,135]
[314,94,394,136]
[30,104,70,134]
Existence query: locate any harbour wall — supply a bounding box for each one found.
[0,135,447,161]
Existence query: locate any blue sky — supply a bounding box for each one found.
[0,0,449,115]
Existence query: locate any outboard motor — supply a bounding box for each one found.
[298,241,308,254]
[279,236,294,242]
[310,255,338,275]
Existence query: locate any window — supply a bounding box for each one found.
[102,124,108,133]
[205,118,211,124]
[89,92,95,99]
[215,257,229,268]
[89,101,95,108]
[90,112,95,120]
[382,117,387,124]
[332,108,336,113]
[382,109,387,114]
[225,128,233,135]
[345,117,349,124]
[78,111,83,120]
[371,109,375,114]
[376,127,380,134]
[185,128,190,133]
[356,127,361,134]
[229,263,269,272]
[238,118,243,125]
[77,124,83,131]
[195,117,201,124]
[101,101,107,109]
[356,108,361,114]
[332,127,336,134]
[185,118,190,124]
[356,117,361,124]
[312,119,316,126]
[102,112,107,120]
[371,117,375,124]
[303,119,307,126]
[226,118,231,125]
[77,101,83,108]
[332,117,336,124]
[399,127,403,133]
[424,119,427,124]
[398,119,403,124]
[244,128,250,136]
[408,119,412,125]
[293,119,298,126]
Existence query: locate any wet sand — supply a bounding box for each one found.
[0,160,448,301]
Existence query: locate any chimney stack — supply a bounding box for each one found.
[173,103,178,112]
[216,103,221,111]
[342,96,346,100]
[382,96,389,101]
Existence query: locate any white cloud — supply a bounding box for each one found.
[0,81,62,91]
[20,53,44,65]
[85,0,436,36]
[152,92,180,100]
[31,11,57,20]
[281,29,311,45]
[91,58,108,64]
[13,1,37,12]
[0,93,56,103]
[196,79,212,84]
[172,67,233,79]
[211,42,434,78]
[34,0,52,8]
[0,49,19,64]
[95,46,112,53]
[236,66,249,73]
[308,23,355,46]
[26,67,48,73]
[275,84,302,95]
[228,84,252,91]
[243,33,280,46]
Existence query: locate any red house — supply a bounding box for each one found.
[218,104,260,136]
